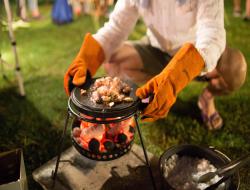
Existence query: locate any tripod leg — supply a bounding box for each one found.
[3,0,26,96]
[52,111,71,188]
[134,115,157,190]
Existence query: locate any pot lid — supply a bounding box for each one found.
[69,78,140,118]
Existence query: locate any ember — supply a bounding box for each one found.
[89,77,133,106]
[72,117,136,153]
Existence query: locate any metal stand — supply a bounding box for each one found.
[134,114,157,190]
[51,110,71,188]
[52,111,157,190]
[2,0,26,96]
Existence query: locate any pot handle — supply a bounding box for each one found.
[208,146,231,163]
[138,94,154,111]
[68,70,92,94]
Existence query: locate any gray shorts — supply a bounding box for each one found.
[131,37,172,76]
[131,37,208,81]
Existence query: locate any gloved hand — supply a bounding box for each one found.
[64,33,105,96]
[136,43,205,122]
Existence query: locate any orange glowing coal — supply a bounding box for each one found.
[72,117,135,153]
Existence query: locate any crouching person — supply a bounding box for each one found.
[64,0,247,131]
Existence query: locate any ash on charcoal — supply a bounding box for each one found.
[163,154,225,190]
[89,77,133,107]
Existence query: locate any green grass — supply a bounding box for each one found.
[0,1,250,189]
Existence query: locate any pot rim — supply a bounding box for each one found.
[159,144,240,190]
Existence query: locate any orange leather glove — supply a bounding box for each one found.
[64,33,105,95]
[136,43,205,122]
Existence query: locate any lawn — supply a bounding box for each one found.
[0,1,250,189]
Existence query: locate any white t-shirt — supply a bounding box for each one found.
[93,0,226,73]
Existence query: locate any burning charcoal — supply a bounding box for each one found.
[90,77,133,106]
[109,102,115,107]
[103,155,107,159]
[97,155,101,160]
[91,91,101,103]
[117,133,127,144]
[124,97,133,102]
[101,95,111,102]
[116,94,125,102]
[81,140,89,150]
[109,155,113,159]
[88,138,100,153]
[111,93,120,103]
[80,121,88,129]
[80,124,105,143]
[93,79,103,89]
[75,137,81,144]
[113,77,120,86]
[80,89,87,95]
[129,125,135,134]
[122,86,131,94]
[105,76,112,81]
[107,123,122,137]
[72,127,81,138]
[97,86,109,96]
[103,140,115,152]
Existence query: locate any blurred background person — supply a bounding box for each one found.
[233,0,250,20]
[233,0,242,17]
[17,0,41,21]
[244,0,250,20]
[27,0,41,19]
[93,0,114,19]
[17,0,28,21]
[71,0,114,18]
[64,0,247,130]
[71,0,86,16]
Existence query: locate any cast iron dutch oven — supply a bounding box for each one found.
[68,76,150,161]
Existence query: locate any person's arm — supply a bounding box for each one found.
[93,0,140,60]
[136,43,205,121]
[195,0,226,73]
[64,1,139,95]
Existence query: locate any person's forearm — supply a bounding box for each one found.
[246,0,250,17]
[233,0,241,12]
[28,0,38,11]
[196,0,226,73]
[93,0,139,61]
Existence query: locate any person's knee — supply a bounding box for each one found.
[103,43,144,80]
[217,48,247,92]
[227,49,247,92]
[103,61,119,77]
[103,47,125,77]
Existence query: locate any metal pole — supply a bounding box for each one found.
[3,0,26,96]
[134,114,157,190]
[52,111,71,188]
